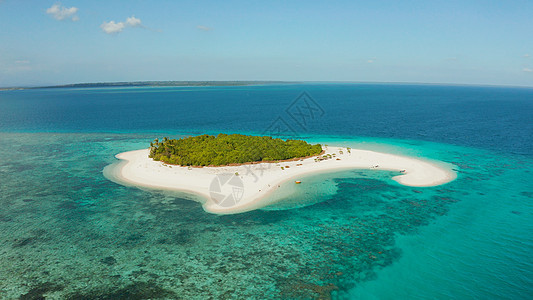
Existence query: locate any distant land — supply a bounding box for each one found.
[0,81,297,91]
[3,81,531,91]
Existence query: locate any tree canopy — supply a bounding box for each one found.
[148,134,323,166]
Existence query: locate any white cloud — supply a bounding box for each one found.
[367,60,374,63]
[101,16,143,34]
[100,21,125,34]
[524,54,531,58]
[523,67,532,73]
[197,25,212,31]
[126,16,142,27]
[15,60,30,64]
[46,4,79,21]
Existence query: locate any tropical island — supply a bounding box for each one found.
[104,134,458,214]
[149,134,323,166]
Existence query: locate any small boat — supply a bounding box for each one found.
[295,181,302,184]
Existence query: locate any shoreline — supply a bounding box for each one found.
[104,146,457,214]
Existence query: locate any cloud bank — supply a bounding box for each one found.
[101,16,143,34]
[46,4,79,21]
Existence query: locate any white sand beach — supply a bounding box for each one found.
[104,146,457,214]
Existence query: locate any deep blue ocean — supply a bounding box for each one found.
[0,84,532,299]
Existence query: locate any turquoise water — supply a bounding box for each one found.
[0,84,532,299]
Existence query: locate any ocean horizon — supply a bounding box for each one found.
[0,83,532,299]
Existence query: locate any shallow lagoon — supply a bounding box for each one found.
[0,133,531,299]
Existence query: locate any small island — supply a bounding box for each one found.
[104,134,457,214]
[149,134,323,166]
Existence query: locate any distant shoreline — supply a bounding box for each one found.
[0,81,299,91]
[3,81,533,91]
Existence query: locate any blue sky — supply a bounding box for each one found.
[1,0,532,87]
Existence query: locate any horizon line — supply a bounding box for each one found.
[2,80,533,90]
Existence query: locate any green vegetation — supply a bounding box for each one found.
[149,134,322,166]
